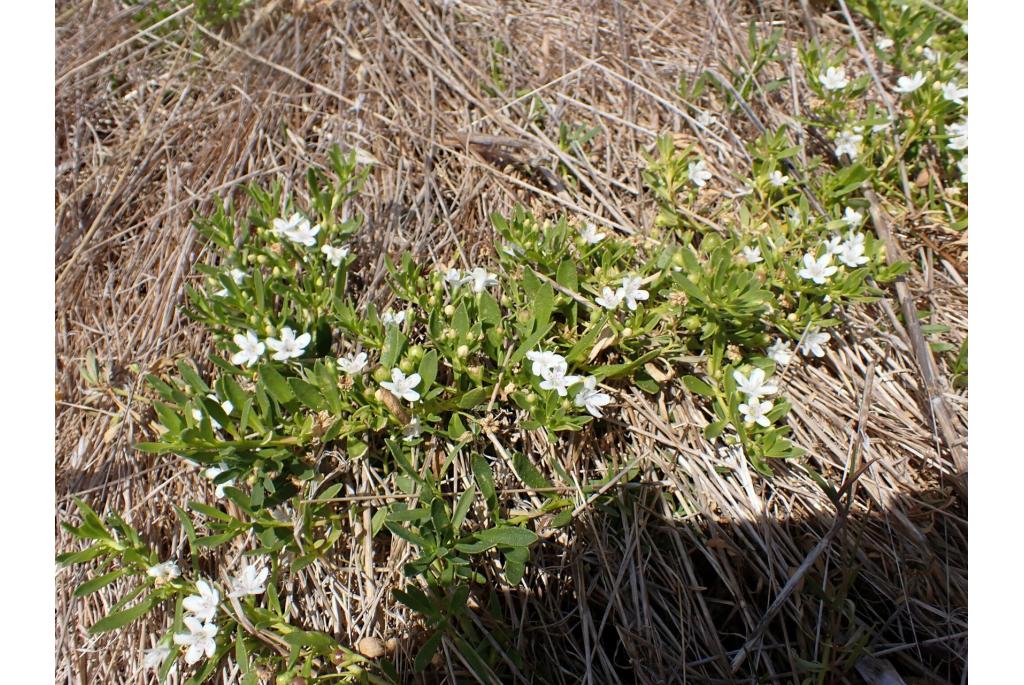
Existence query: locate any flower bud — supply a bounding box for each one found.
[372,367,390,383]
[467,365,484,383]
[444,304,456,317]
[315,276,324,288]
[683,315,701,331]
[671,252,686,268]
[257,255,268,265]
[427,295,437,307]
[264,324,275,336]
[500,295,511,307]
[621,327,633,338]
[456,345,469,358]
[399,358,415,374]
[408,345,424,361]
[526,392,539,406]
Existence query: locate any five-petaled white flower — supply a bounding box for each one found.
[266,327,310,361]
[940,81,967,105]
[894,71,926,94]
[143,645,170,670]
[286,220,321,247]
[798,253,838,284]
[381,368,421,403]
[696,111,715,128]
[768,170,789,187]
[381,309,406,327]
[957,155,968,183]
[767,339,793,366]
[617,276,649,311]
[741,246,763,264]
[843,207,864,229]
[823,235,844,256]
[688,159,712,187]
[231,331,265,367]
[834,129,863,159]
[876,36,894,51]
[595,286,623,311]
[227,564,269,598]
[183,579,219,622]
[526,350,568,379]
[574,376,612,417]
[539,367,581,397]
[732,367,778,400]
[271,212,305,237]
[838,233,869,267]
[947,119,968,150]
[922,47,938,63]
[799,329,831,358]
[147,561,180,583]
[466,267,498,293]
[173,617,218,665]
[819,66,849,91]
[321,244,350,267]
[579,223,606,244]
[205,465,233,498]
[739,398,774,427]
[337,352,368,375]
[229,268,246,285]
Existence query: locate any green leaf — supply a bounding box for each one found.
[511,452,553,490]
[682,375,715,397]
[556,258,578,291]
[533,280,555,329]
[476,526,539,547]
[381,325,405,369]
[472,455,498,514]
[414,630,444,672]
[89,594,154,634]
[177,361,210,395]
[289,378,324,411]
[478,291,501,325]
[74,569,127,597]
[418,350,438,392]
[259,365,295,404]
[452,485,476,529]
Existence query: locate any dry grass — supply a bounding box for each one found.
[55,1,967,683]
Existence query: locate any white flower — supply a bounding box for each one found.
[617,276,649,311]
[894,71,926,94]
[539,367,581,397]
[443,268,464,285]
[321,244,350,267]
[741,246,763,264]
[876,36,894,50]
[843,207,864,229]
[799,329,831,358]
[940,81,967,105]
[227,564,269,598]
[466,267,498,293]
[574,376,612,417]
[957,155,968,183]
[922,47,938,63]
[192,408,221,430]
[695,111,715,128]
[143,645,170,669]
[768,170,789,187]
[287,220,321,247]
[947,119,968,150]
[182,579,219,622]
[265,327,311,361]
[271,212,305,237]
[594,286,623,311]
[732,367,778,399]
[823,235,844,256]
[337,351,368,375]
[403,417,422,442]
[381,309,406,327]
[798,252,838,284]
[834,129,863,158]
[526,350,568,378]
[579,223,606,244]
[381,368,421,403]
[838,233,869,267]
[229,268,246,284]
[147,561,180,583]
[767,339,793,366]
[688,159,712,187]
[231,331,265,367]
[204,466,233,498]
[501,243,525,257]
[739,398,773,427]
[173,617,218,665]
[819,66,849,91]
[208,394,233,416]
